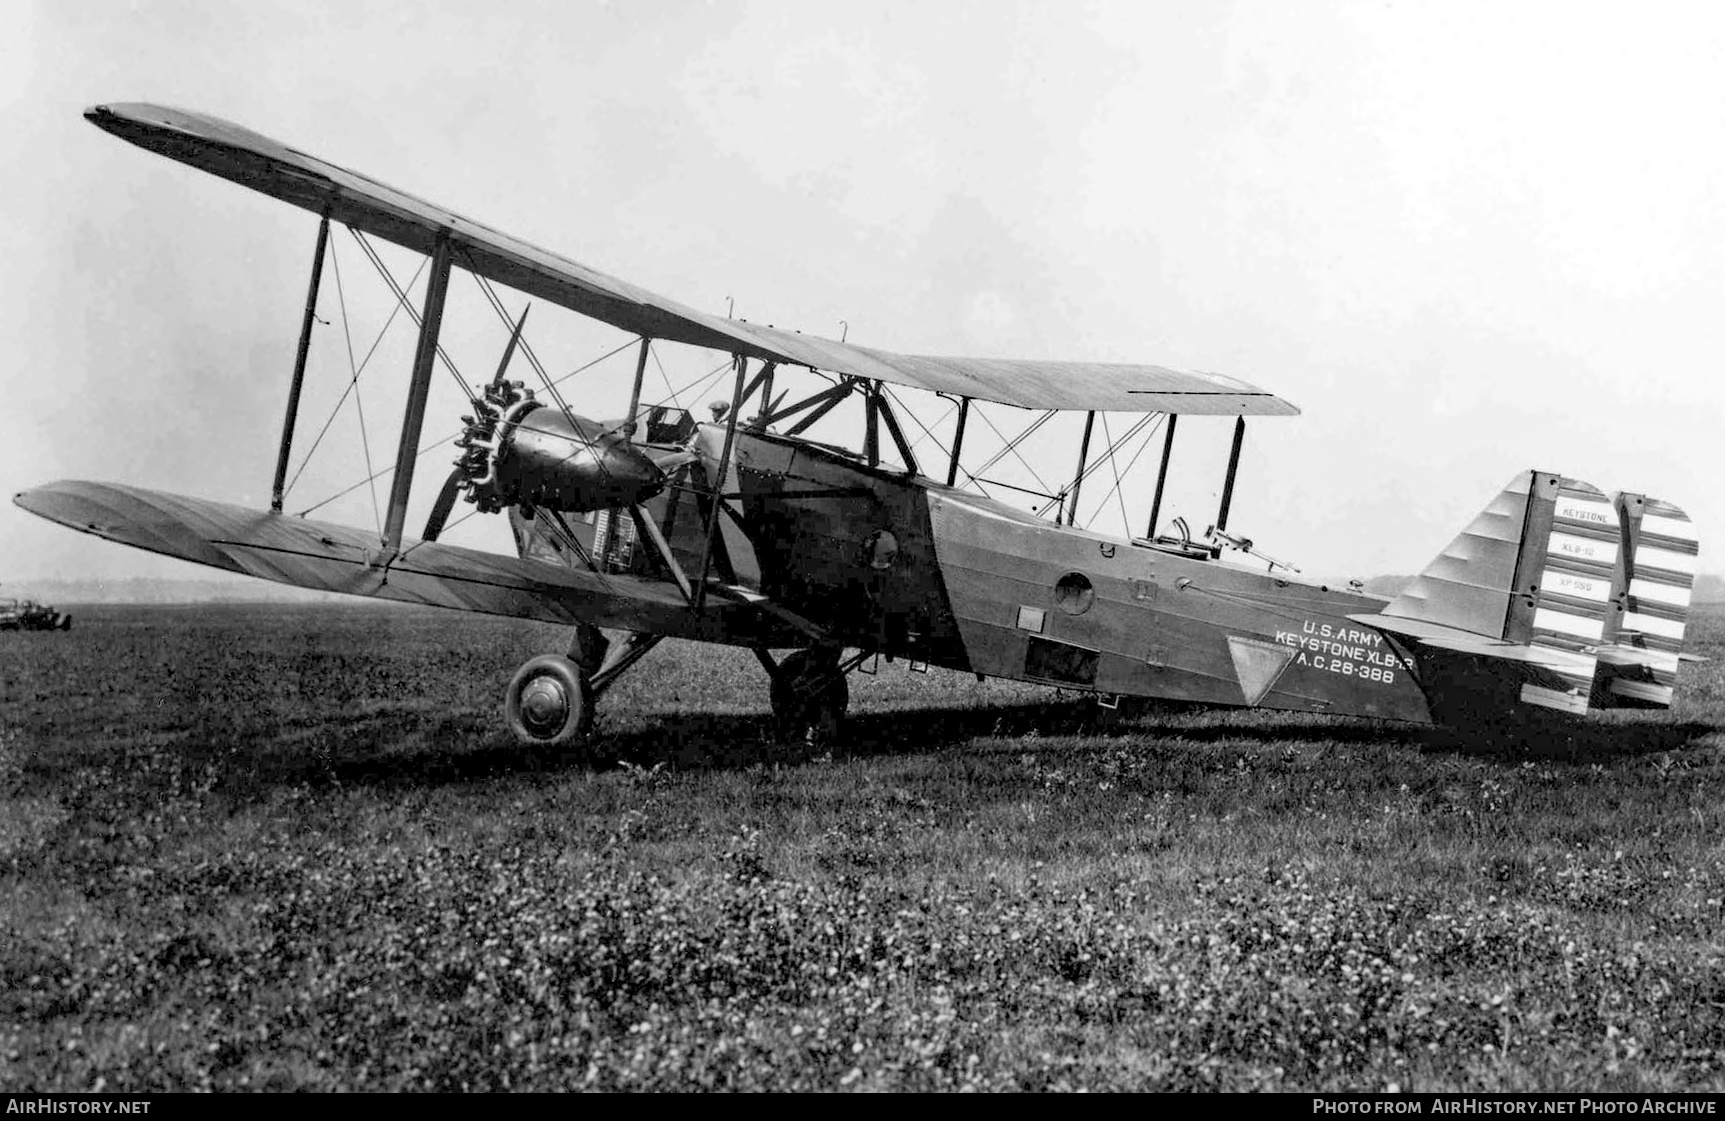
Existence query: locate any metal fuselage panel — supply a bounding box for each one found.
[724,430,968,666]
[924,491,1433,721]
[716,429,1431,721]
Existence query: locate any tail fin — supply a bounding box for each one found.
[1381,469,1540,638]
[1373,471,1617,714]
[1592,493,1699,709]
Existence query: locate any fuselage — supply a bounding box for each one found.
[695,424,1435,723]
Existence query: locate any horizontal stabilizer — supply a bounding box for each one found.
[1348,610,1595,713]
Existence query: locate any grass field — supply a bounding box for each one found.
[2,602,1723,1091]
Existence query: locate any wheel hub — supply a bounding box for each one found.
[519,674,570,734]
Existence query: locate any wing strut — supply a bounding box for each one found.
[272,213,332,512]
[946,396,970,487]
[381,234,454,558]
[1147,413,1178,538]
[624,336,651,440]
[1065,411,1096,526]
[782,381,856,435]
[863,384,881,465]
[737,361,776,417]
[692,355,749,613]
[751,363,776,428]
[874,388,920,476]
[1214,416,1246,533]
[629,503,693,602]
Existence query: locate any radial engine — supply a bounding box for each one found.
[454,381,667,514]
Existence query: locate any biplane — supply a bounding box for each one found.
[15,104,1702,749]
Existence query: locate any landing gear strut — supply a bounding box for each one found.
[767,647,850,744]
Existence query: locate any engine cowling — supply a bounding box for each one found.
[456,381,666,514]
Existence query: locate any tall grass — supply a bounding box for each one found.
[1,604,1721,1090]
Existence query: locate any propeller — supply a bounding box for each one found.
[422,306,530,543]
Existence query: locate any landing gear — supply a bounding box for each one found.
[569,623,609,677]
[504,654,594,748]
[502,627,662,752]
[768,648,850,744]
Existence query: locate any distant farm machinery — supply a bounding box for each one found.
[0,596,72,632]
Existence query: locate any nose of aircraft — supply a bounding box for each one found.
[454,381,667,515]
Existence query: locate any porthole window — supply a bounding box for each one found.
[1054,571,1094,615]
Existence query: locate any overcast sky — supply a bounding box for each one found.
[3,0,1721,589]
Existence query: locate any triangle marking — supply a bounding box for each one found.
[1227,635,1296,707]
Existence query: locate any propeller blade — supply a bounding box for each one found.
[421,467,464,542]
[489,305,531,389]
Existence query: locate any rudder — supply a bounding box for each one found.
[1507,476,1618,713]
[1592,494,1699,709]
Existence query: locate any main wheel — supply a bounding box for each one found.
[505,654,594,748]
[770,649,849,744]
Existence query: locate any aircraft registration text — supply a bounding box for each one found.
[1275,622,1398,684]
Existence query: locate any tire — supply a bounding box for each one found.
[504,654,594,749]
[770,649,849,744]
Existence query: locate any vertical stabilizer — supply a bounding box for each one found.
[1381,471,1614,714]
[1383,470,1535,636]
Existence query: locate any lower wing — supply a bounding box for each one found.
[13,480,805,646]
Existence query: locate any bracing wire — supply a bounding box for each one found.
[875,387,991,495]
[648,343,683,408]
[398,504,482,558]
[878,386,960,477]
[972,407,1057,496]
[1101,413,1130,535]
[349,230,477,407]
[471,271,551,386]
[896,396,958,455]
[465,274,586,437]
[295,335,641,517]
[326,241,384,538]
[661,357,735,410]
[1036,412,1159,520]
[282,246,427,501]
[1082,413,1165,536]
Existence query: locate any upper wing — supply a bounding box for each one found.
[84,103,1298,417]
[12,480,809,646]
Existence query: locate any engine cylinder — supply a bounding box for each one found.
[457,382,666,514]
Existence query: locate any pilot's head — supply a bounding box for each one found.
[865,529,899,571]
